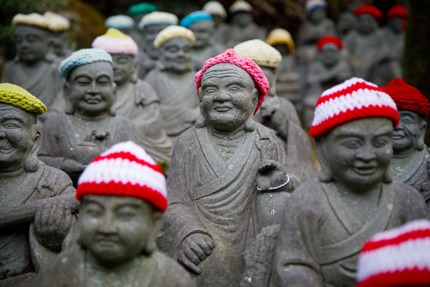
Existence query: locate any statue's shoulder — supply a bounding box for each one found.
[255,122,279,139]
[174,127,199,151]
[39,161,74,194]
[134,80,160,105]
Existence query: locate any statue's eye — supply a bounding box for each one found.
[374,137,389,148]
[3,120,21,129]
[342,139,362,149]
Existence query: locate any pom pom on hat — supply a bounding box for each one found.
[92,28,139,56]
[128,2,158,16]
[180,11,213,28]
[105,15,135,30]
[354,5,382,20]
[195,49,269,114]
[234,39,282,68]
[357,219,430,287]
[138,11,178,30]
[229,0,252,14]
[12,13,50,30]
[43,12,70,32]
[59,48,113,79]
[317,36,343,51]
[153,25,195,49]
[77,141,168,212]
[266,28,295,54]
[384,78,430,118]
[386,4,408,19]
[305,0,327,15]
[309,77,399,138]
[0,83,47,115]
[203,1,227,18]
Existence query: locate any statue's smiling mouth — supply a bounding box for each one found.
[214,105,232,112]
[354,165,376,175]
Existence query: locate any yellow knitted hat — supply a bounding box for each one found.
[153,25,195,49]
[0,83,47,115]
[234,39,282,68]
[44,12,70,32]
[12,13,50,30]
[266,28,295,54]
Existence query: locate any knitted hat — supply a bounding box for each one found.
[105,15,135,30]
[180,11,213,29]
[76,141,168,212]
[203,1,227,18]
[12,13,50,30]
[266,28,295,54]
[229,0,252,14]
[59,48,113,79]
[92,28,139,56]
[317,36,343,51]
[234,39,282,68]
[386,4,408,19]
[384,78,430,118]
[128,2,158,16]
[309,77,399,138]
[43,12,70,32]
[354,5,382,20]
[138,11,178,30]
[195,49,269,114]
[153,25,195,49]
[305,0,327,15]
[0,83,47,115]
[357,219,430,287]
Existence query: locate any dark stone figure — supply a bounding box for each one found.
[0,83,76,286]
[36,141,195,287]
[202,1,229,47]
[270,78,430,287]
[43,12,73,62]
[158,49,301,287]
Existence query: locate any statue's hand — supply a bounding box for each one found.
[33,201,74,252]
[178,233,215,275]
[257,160,291,192]
[61,158,86,173]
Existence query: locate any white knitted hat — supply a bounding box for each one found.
[153,25,195,49]
[138,11,178,30]
[203,1,227,18]
[105,15,135,30]
[44,12,70,32]
[234,39,282,68]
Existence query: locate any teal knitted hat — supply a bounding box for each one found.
[59,48,113,79]
[180,11,213,28]
[128,2,157,16]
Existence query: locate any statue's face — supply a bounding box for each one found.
[309,7,326,23]
[393,110,426,154]
[319,44,340,67]
[200,63,258,132]
[357,14,378,35]
[14,25,51,64]
[388,17,404,34]
[67,62,115,117]
[231,12,253,27]
[319,118,393,192]
[0,103,35,172]
[190,20,214,48]
[111,54,135,85]
[159,37,193,73]
[142,24,169,58]
[51,31,69,57]
[79,195,159,266]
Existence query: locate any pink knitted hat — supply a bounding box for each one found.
[92,28,139,56]
[76,141,168,212]
[195,48,269,114]
[309,77,399,138]
[357,219,430,287]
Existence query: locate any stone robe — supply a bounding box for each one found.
[270,178,430,287]
[157,124,294,287]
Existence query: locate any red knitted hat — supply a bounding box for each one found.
[76,141,168,212]
[354,5,382,20]
[384,78,430,118]
[309,77,399,138]
[386,4,408,19]
[316,36,343,51]
[195,48,269,114]
[357,219,430,287]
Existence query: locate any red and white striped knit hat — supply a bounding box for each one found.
[76,141,167,212]
[309,77,400,138]
[357,219,430,287]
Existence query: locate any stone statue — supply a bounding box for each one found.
[38,48,137,186]
[180,11,224,71]
[1,13,63,112]
[137,11,178,79]
[336,1,362,37]
[43,12,73,62]
[202,1,229,47]
[225,1,267,48]
[92,28,172,164]
[36,141,195,287]
[233,39,316,177]
[144,25,200,143]
[303,36,353,129]
[157,49,302,287]
[384,78,430,209]
[270,78,430,287]
[0,83,76,286]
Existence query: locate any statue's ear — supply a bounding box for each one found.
[142,211,163,255]
[417,118,427,151]
[315,138,333,182]
[131,58,139,83]
[252,88,258,108]
[198,87,203,102]
[24,120,42,172]
[63,82,74,114]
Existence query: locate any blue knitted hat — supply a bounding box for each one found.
[180,11,213,28]
[59,48,113,79]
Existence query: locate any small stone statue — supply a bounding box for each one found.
[384,78,430,209]
[180,11,224,71]
[137,11,178,79]
[270,78,430,287]
[157,49,301,287]
[202,1,229,47]
[104,14,140,45]
[38,48,137,185]
[43,12,73,62]
[0,83,76,286]
[144,25,200,143]
[36,141,195,287]
[92,28,172,164]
